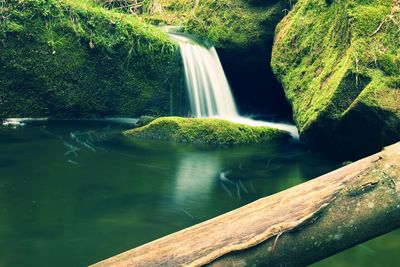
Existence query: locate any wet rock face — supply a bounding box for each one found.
[272,0,400,159]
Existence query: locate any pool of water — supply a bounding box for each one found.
[0,120,398,266]
[312,229,400,267]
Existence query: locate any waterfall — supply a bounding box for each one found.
[169,33,238,118]
[168,31,299,138]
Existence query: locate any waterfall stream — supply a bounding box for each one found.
[168,31,299,138]
[169,33,239,118]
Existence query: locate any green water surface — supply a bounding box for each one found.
[0,120,398,266]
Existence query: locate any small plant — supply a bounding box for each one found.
[371,0,399,36]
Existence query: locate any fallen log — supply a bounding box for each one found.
[91,142,400,267]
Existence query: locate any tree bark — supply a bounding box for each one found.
[90,142,400,267]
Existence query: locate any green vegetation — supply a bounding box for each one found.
[40,0,295,64]
[139,0,295,71]
[123,116,290,144]
[272,0,400,157]
[141,0,292,50]
[0,0,182,118]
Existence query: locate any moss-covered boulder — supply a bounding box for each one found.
[0,0,183,118]
[123,116,290,144]
[272,0,400,158]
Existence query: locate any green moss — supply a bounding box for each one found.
[387,76,400,89]
[140,0,295,71]
[377,53,400,76]
[88,0,289,51]
[0,0,183,118]
[142,0,294,49]
[3,21,24,33]
[272,0,400,157]
[123,117,290,145]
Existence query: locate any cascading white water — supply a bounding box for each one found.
[169,32,299,138]
[170,33,238,117]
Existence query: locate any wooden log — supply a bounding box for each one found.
[91,142,400,267]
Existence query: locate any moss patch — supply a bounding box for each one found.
[272,0,400,158]
[123,116,290,144]
[0,0,183,118]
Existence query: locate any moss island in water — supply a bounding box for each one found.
[123,117,291,145]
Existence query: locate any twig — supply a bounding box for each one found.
[371,17,389,36]
[272,232,284,252]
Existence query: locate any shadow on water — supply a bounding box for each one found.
[0,120,398,267]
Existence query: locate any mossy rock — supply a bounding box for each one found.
[0,0,184,118]
[272,0,400,158]
[123,116,290,144]
[142,0,295,72]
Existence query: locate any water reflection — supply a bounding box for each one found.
[173,153,220,210]
[312,229,400,267]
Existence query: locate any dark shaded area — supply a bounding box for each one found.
[302,103,400,161]
[218,47,294,122]
[248,0,290,8]
[330,72,371,117]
